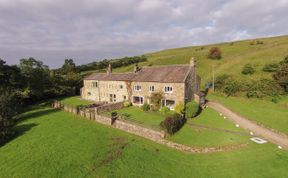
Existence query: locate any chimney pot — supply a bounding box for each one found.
[107,63,112,75]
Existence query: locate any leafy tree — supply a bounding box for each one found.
[61,59,76,74]
[0,91,21,145]
[208,47,222,60]
[20,58,51,100]
[273,56,288,92]
[0,59,23,90]
[242,64,255,75]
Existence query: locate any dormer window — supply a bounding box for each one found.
[134,85,141,91]
[164,86,173,93]
[149,86,155,92]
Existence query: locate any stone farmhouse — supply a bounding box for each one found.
[81,58,201,110]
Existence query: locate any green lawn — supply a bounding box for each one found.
[208,94,288,135]
[113,106,166,130]
[58,96,94,107]
[1,105,288,177]
[170,108,250,147]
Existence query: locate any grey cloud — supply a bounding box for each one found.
[0,0,287,68]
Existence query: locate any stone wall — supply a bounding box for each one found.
[52,100,165,140]
[96,101,124,114]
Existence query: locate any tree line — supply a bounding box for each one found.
[0,55,147,145]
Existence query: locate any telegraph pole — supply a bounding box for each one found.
[212,65,215,93]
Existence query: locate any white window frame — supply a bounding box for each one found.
[134,85,141,91]
[162,99,175,110]
[149,85,155,92]
[164,86,173,93]
[132,96,144,105]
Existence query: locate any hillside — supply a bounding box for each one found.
[108,35,288,87]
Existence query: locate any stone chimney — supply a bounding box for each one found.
[107,63,112,75]
[134,64,141,73]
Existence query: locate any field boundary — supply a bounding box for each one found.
[52,101,247,153]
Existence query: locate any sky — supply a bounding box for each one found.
[0,0,287,68]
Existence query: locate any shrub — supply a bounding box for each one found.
[263,63,279,72]
[223,80,241,96]
[215,74,232,91]
[120,113,131,120]
[150,92,163,111]
[273,56,288,92]
[245,79,282,98]
[123,101,132,107]
[185,101,200,118]
[242,64,255,75]
[111,111,118,118]
[160,113,185,135]
[208,47,222,60]
[159,106,171,115]
[141,103,150,111]
[174,102,184,114]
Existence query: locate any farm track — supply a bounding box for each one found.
[207,101,288,149]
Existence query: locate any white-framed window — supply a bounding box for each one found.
[134,85,141,91]
[149,86,155,92]
[133,96,144,105]
[92,82,98,88]
[109,94,116,102]
[164,86,173,93]
[119,85,123,89]
[161,99,175,110]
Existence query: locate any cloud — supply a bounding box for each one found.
[0,0,287,68]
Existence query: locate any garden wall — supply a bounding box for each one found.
[52,101,165,140]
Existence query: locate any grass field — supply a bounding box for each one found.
[112,106,166,130]
[1,105,288,177]
[108,35,288,88]
[58,96,94,107]
[207,94,288,135]
[170,108,249,147]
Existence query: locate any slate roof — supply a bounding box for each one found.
[84,65,193,83]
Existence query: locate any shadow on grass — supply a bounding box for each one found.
[0,123,38,147]
[17,108,59,122]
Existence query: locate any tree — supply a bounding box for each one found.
[242,64,255,75]
[0,91,21,145]
[208,47,222,60]
[61,59,76,74]
[20,57,51,100]
[0,59,23,90]
[273,56,288,92]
